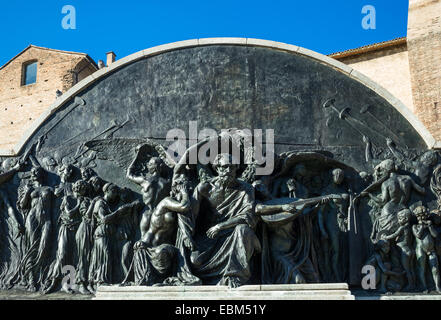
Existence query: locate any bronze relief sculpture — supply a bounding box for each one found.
[0,44,439,297]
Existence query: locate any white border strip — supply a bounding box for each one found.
[1,37,436,156]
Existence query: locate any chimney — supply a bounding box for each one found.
[98,60,105,69]
[106,51,116,66]
[407,0,441,141]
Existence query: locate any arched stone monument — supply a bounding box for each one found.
[0,39,439,297]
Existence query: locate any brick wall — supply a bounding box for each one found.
[408,0,441,140]
[0,47,96,151]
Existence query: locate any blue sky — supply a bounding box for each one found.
[0,0,409,66]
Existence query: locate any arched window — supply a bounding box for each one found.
[22,61,38,85]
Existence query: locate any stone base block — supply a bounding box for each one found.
[94,283,355,300]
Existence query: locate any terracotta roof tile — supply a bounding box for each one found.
[328,37,407,59]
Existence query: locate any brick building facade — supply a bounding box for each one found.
[330,38,414,113]
[0,46,97,151]
[330,0,441,144]
[408,0,441,141]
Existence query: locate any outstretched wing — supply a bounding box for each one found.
[85,138,146,171]
[276,150,349,178]
[85,137,175,176]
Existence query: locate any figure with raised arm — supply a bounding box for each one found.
[126,147,171,241]
[360,159,425,241]
[131,174,193,285]
[88,182,139,291]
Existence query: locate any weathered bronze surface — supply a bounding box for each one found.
[0,45,438,295]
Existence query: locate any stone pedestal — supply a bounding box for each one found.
[94,283,355,300]
[356,294,441,300]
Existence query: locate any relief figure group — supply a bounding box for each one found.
[0,132,439,295]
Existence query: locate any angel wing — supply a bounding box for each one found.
[85,138,144,170]
[275,151,349,178]
[85,138,170,171]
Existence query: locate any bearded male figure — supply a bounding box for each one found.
[188,153,261,288]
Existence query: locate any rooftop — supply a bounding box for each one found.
[0,45,98,71]
[328,37,407,59]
